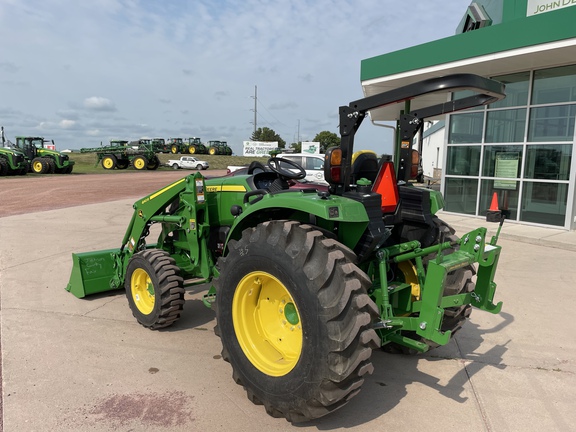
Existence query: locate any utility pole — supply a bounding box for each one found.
[297,119,300,144]
[252,85,257,135]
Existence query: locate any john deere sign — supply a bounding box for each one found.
[528,0,576,16]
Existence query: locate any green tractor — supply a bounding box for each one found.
[81,140,160,170]
[207,140,232,155]
[186,137,208,154]
[0,147,29,176]
[16,136,74,174]
[0,127,29,175]
[150,138,170,153]
[67,74,505,422]
[168,138,186,154]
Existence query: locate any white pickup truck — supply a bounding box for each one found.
[167,156,209,170]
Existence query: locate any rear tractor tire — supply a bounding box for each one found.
[147,156,160,170]
[215,220,380,422]
[0,159,8,176]
[46,158,56,174]
[125,249,185,329]
[116,160,129,170]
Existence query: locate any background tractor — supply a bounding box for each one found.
[150,138,170,153]
[167,137,208,154]
[186,137,208,154]
[207,140,232,155]
[67,74,505,423]
[167,138,187,154]
[15,136,74,174]
[0,127,29,176]
[80,140,160,170]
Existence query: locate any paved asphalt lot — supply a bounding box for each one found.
[1,176,576,431]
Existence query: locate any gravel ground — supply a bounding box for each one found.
[0,170,227,218]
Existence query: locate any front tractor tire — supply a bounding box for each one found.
[132,155,148,170]
[215,221,379,422]
[102,155,117,170]
[125,249,185,329]
[31,157,48,174]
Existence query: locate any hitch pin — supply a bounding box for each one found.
[373,320,393,330]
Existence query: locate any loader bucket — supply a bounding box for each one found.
[66,249,122,298]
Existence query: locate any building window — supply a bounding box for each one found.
[443,64,576,229]
[479,179,519,220]
[485,108,527,142]
[524,144,572,180]
[444,178,479,215]
[446,145,480,175]
[489,72,530,109]
[528,104,576,141]
[532,65,576,104]
[520,182,568,226]
[448,112,484,143]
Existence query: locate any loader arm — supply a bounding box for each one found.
[67,174,208,298]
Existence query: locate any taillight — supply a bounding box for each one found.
[372,161,399,213]
[324,147,343,184]
[410,149,420,179]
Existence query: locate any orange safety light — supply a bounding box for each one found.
[372,161,399,213]
[324,147,343,184]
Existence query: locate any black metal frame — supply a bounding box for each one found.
[336,73,506,193]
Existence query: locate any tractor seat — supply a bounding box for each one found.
[351,150,379,185]
[251,171,289,193]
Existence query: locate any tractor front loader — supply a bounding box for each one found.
[67,73,505,422]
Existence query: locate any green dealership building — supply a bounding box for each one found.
[361,0,576,229]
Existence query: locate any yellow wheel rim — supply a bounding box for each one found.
[33,161,43,172]
[398,261,421,300]
[171,147,178,154]
[189,146,196,154]
[209,148,216,155]
[131,268,155,315]
[232,271,302,376]
[103,158,114,169]
[134,158,145,169]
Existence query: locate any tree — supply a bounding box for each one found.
[312,131,340,153]
[250,127,286,149]
[290,142,301,152]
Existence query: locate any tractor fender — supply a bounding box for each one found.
[226,191,370,251]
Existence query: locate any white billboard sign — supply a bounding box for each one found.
[243,141,278,157]
[301,142,320,154]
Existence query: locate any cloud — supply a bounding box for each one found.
[83,97,117,112]
[59,119,77,129]
[0,62,19,73]
[0,0,475,152]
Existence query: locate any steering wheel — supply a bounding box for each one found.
[267,157,306,180]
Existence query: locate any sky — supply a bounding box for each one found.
[0,0,473,154]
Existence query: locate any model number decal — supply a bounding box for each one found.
[328,206,339,218]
